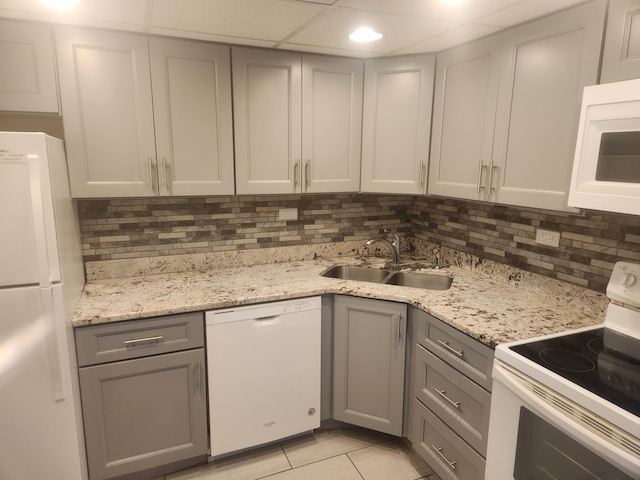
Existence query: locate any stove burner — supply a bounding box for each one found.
[539,349,596,373]
[587,337,604,355]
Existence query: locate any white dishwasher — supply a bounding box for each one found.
[206,296,321,457]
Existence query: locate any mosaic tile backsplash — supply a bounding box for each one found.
[77,194,640,292]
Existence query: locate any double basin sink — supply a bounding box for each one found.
[321,265,453,291]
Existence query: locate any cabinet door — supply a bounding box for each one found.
[79,349,207,480]
[302,55,363,193]
[150,38,234,196]
[333,296,407,436]
[601,0,640,83]
[56,27,156,198]
[0,20,58,113]
[428,36,502,201]
[491,1,605,211]
[233,47,302,194]
[361,55,435,194]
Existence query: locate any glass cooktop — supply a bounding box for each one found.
[510,327,640,417]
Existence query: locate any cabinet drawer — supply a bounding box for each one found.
[76,312,204,366]
[414,344,491,456]
[413,309,493,391]
[413,399,485,480]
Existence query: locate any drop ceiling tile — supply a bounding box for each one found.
[149,26,278,48]
[476,0,588,27]
[278,41,381,57]
[335,0,523,22]
[0,0,148,29]
[286,6,459,54]
[151,0,327,42]
[392,23,503,54]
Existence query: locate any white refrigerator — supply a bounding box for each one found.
[0,132,87,480]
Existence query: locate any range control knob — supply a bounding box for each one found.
[621,273,637,287]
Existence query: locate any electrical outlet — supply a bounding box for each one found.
[278,208,298,221]
[535,229,560,247]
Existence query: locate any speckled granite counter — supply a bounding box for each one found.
[73,242,608,348]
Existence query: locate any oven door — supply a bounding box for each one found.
[485,361,640,479]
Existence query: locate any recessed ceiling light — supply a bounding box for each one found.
[39,0,80,10]
[349,28,383,43]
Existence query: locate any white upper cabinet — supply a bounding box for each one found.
[361,55,435,195]
[302,55,363,193]
[149,38,234,196]
[56,27,234,198]
[0,20,58,113]
[601,0,640,83]
[233,47,302,195]
[428,0,606,212]
[56,27,156,197]
[428,35,502,201]
[233,47,363,194]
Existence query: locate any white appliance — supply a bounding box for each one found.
[568,78,640,215]
[0,132,87,480]
[485,261,640,479]
[206,297,321,457]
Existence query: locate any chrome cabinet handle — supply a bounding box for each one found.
[419,161,426,189]
[432,445,457,471]
[435,388,461,409]
[395,314,404,344]
[162,156,169,191]
[436,339,464,358]
[294,159,300,190]
[196,360,201,392]
[305,159,310,189]
[476,158,487,193]
[487,160,497,200]
[148,156,155,192]
[124,335,164,346]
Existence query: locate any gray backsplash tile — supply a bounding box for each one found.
[77,194,640,292]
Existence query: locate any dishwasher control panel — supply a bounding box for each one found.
[207,297,321,324]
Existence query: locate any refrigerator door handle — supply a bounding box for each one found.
[41,289,65,401]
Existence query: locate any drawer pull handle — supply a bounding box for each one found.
[436,339,464,358]
[124,335,164,346]
[432,445,457,471]
[435,388,461,409]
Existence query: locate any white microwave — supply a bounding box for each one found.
[568,78,640,215]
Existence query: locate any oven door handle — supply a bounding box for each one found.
[491,361,640,479]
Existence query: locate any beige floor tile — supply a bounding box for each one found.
[166,443,291,480]
[280,427,381,468]
[265,454,363,480]
[348,442,433,480]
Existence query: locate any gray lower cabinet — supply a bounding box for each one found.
[332,295,407,436]
[408,308,494,480]
[75,313,207,480]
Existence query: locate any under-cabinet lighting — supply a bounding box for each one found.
[349,27,383,43]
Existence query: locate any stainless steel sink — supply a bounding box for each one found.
[321,265,453,290]
[321,265,391,283]
[385,271,453,290]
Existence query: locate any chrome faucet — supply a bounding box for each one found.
[365,231,401,265]
[433,248,444,269]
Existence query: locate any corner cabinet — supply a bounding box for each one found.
[360,55,435,194]
[332,295,407,436]
[232,47,363,194]
[75,313,207,480]
[0,19,58,113]
[407,308,494,480]
[601,0,640,83]
[429,0,606,212]
[55,27,234,198]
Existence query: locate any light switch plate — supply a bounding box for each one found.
[278,208,298,221]
[535,229,560,247]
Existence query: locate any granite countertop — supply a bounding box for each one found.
[73,251,608,348]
